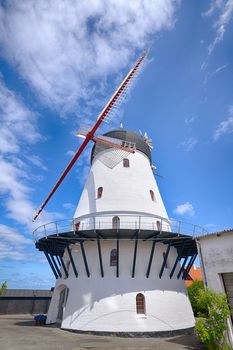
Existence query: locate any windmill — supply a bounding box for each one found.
[33,50,202,336]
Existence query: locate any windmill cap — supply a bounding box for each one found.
[91,129,152,164]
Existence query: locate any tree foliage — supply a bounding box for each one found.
[187,280,205,316]
[188,282,231,350]
[0,281,7,296]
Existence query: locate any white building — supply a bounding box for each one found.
[35,129,200,336]
[197,230,233,346]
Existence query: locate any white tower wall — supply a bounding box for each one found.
[74,150,170,231]
[47,241,195,332]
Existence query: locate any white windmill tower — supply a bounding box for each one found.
[33,52,203,335]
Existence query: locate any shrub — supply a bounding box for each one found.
[187,280,205,317]
[188,283,231,350]
[0,281,7,296]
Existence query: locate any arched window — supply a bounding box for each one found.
[97,186,103,199]
[112,216,120,229]
[156,220,161,231]
[110,249,117,266]
[136,293,145,314]
[150,190,155,202]
[74,221,80,231]
[123,158,130,168]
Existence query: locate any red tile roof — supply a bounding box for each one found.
[185,265,203,287]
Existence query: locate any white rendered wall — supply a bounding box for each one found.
[198,232,233,291]
[47,240,195,332]
[198,232,233,346]
[74,149,169,225]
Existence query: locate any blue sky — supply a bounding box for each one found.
[0,0,233,289]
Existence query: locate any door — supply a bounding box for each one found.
[112,216,120,229]
[222,273,233,324]
[57,287,69,324]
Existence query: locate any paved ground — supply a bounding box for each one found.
[0,315,206,350]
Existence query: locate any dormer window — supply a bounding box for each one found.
[150,190,155,202]
[97,187,103,199]
[123,158,130,168]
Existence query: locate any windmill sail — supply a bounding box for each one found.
[33,50,149,221]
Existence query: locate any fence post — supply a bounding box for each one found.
[44,225,47,239]
[55,222,58,236]
[192,225,196,237]
[178,221,181,236]
[160,218,163,234]
[72,219,75,235]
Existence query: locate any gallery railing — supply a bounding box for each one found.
[32,213,209,242]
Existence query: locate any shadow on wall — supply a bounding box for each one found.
[61,280,189,328]
[70,307,180,331]
[87,170,97,214]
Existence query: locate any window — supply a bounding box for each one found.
[150,190,155,202]
[136,293,145,314]
[123,158,130,168]
[97,186,103,199]
[156,220,161,231]
[74,221,80,231]
[110,249,117,266]
[112,216,120,229]
[163,252,169,269]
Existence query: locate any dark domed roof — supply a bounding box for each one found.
[91,129,152,164]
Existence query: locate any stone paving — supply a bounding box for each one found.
[0,315,206,350]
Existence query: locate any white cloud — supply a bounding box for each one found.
[0,79,64,230]
[174,202,195,217]
[0,0,178,113]
[214,105,233,140]
[213,63,228,74]
[0,224,31,246]
[204,63,228,84]
[0,78,40,154]
[0,0,180,239]
[204,0,233,56]
[66,150,76,158]
[202,0,224,17]
[0,78,39,227]
[180,137,198,151]
[62,202,76,216]
[0,224,32,260]
[24,154,47,171]
[185,114,198,125]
